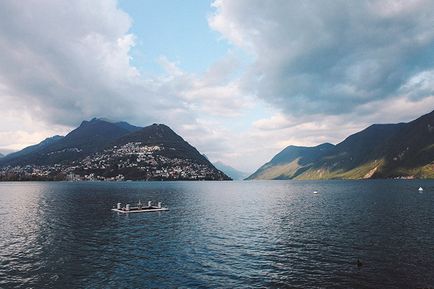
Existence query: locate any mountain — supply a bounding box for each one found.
[94,118,142,133]
[0,119,230,181]
[0,153,4,158]
[2,135,64,162]
[246,143,334,180]
[213,161,249,180]
[92,123,230,180]
[248,110,434,180]
[0,118,141,166]
[114,124,210,164]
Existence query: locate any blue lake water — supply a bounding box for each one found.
[0,180,433,288]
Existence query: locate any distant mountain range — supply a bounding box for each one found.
[248,110,434,180]
[213,161,249,180]
[3,135,64,162]
[0,118,230,181]
[0,153,4,158]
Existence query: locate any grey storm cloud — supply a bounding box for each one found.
[210,0,434,116]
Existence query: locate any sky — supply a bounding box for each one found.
[1,0,434,173]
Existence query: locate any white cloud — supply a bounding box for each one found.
[0,0,250,156]
[399,70,434,100]
[0,110,70,154]
[209,0,434,116]
[2,0,434,173]
[0,0,144,126]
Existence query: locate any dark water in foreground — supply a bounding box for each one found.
[0,180,433,289]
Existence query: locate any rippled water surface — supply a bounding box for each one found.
[1,180,434,288]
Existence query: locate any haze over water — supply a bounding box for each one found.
[1,180,433,288]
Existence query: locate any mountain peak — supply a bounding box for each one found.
[0,119,230,181]
[81,117,114,126]
[92,117,116,123]
[79,118,141,132]
[249,109,434,180]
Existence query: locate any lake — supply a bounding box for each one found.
[0,180,433,288]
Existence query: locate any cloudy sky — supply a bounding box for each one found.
[1,0,434,172]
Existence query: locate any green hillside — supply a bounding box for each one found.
[248,110,434,180]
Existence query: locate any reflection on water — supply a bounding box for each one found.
[0,180,434,288]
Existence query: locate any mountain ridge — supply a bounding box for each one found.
[0,119,230,181]
[248,110,434,180]
[0,118,138,166]
[213,161,249,180]
[1,135,64,163]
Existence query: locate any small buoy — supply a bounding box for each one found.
[418,187,423,192]
[313,191,318,194]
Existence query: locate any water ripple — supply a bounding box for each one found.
[0,180,434,288]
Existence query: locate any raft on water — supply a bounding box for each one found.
[112,201,168,213]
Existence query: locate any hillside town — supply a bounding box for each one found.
[0,142,228,181]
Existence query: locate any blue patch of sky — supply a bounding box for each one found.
[119,0,263,132]
[119,0,231,74]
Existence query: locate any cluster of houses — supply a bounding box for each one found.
[75,142,220,180]
[0,164,69,181]
[0,142,226,181]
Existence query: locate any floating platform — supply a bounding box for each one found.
[112,201,168,213]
